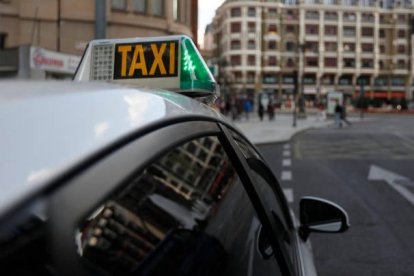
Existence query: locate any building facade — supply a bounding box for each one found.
[212,0,414,106]
[0,0,197,79]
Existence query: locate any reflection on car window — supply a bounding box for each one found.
[77,136,282,276]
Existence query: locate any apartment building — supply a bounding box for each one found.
[0,0,197,79]
[212,0,414,105]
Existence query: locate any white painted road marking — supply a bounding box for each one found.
[282,159,291,167]
[283,150,291,157]
[368,165,414,206]
[281,171,292,181]
[283,188,294,203]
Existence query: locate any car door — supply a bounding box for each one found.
[45,120,288,276]
[222,125,318,276]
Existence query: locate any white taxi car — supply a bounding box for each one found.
[0,36,349,276]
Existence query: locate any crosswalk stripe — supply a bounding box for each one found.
[282,159,291,166]
[283,188,294,203]
[281,171,292,181]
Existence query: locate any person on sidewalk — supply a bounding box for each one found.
[341,101,352,126]
[267,102,275,121]
[258,103,264,121]
[334,100,343,128]
[243,99,252,121]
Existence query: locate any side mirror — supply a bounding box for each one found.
[299,196,349,241]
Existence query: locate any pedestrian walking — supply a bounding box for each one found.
[258,103,264,121]
[341,102,352,126]
[267,102,275,121]
[243,99,252,121]
[334,100,343,128]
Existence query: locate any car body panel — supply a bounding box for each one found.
[0,81,224,217]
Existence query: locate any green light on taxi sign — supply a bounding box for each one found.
[74,35,218,99]
[179,36,217,95]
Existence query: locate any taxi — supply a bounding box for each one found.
[0,36,349,276]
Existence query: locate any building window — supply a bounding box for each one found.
[324,58,337,67]
[361,27,373,37]
[304,75,316,84]
[268,8,277,18]
[282,74,294,84]
[268,56,277,66]
[286,58,294,68]
[398,29,406,38]
[231,8,241,17]
[263,74,277,84]
[247,72,255,83]
[343,12,356,22]
[343,43,355,52]
[285,25,295,33]
[398,45,406,54]
[133,0,146,12]
[286,41,296,51]
[325,42,337,52]
[247,55,256,66]
[397,60,406,69]
[248,22,256,33]
[361,43,373,52]
[247,40,256,49]
[230,55,241,66]
[231,22,241,33]
[322,75,335,85]
[112,0,127,10]
[398,14,406,23]
[380,45,386,54]
[305,41,318,52]
[339,76,352,85]
[343,58,355,68]
[306,25,319,35]
[392,77,405,86]
[374,76,388,86]
[380,29,386,38]
[268,41,277,50]
[234,72,242,82]
[343,27,355,37]
[248,7,256,17]
[325,25,337,36]
[151,0,164,16]
[268,24,277,33]
[306,58,318,67]
[305,11,319,20]
[361,59,373,68]
[325,11,337,21]
[231,40,241,50]
[361,13,374,22]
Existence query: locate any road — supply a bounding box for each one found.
[259,114,414,276]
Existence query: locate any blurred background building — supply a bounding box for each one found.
[212,0,414,108]
[0,0,198,79]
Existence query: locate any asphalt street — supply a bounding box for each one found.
[259,114,414,276]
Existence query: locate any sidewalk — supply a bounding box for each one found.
[234,113,354,144]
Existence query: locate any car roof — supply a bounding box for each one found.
[0,81,225,217]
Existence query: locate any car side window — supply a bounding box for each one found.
[77,135,283,276]
[232,136,294,263]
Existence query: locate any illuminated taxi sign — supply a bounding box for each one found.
[74,35,218,98]
[114,41,178,79]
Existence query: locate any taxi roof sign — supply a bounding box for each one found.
[74,35,218,99]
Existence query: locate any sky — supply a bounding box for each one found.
[198,0,225,48]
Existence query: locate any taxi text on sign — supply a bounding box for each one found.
[114,41,179,79]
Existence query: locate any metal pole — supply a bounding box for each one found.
[293,70,298,127]
[360,81,364,119]
[95,0,106,39]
